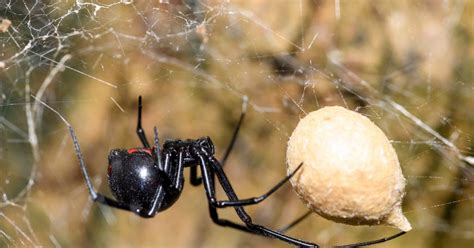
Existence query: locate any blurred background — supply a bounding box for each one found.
[0,0,473,247]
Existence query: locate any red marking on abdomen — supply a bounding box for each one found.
[127,148,152,156]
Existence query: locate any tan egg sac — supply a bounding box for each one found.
[287,106,411,231]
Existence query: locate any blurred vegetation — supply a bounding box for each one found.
[0,0,473,247]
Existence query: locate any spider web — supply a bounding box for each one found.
[0,0,473,247]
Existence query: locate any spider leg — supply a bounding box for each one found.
[206,161,303,207]
[138,185,166,218]
[94,194,137,211]
[153,127,164,171]
[173,151,185,191]
[197,154,318,248]
[278,210,312,233]
[136,96,151,148]
[164,150,186,191]
[190,97,248,186]
[221,95,248,166]
[192,96,248,185]
[207,204,253,233]
[334,231,406,248]
[153,127,184,189]
[190,166,202,185]
[205,169,254,234]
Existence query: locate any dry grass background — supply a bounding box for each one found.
[0,0,473,247]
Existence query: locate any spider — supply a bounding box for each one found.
[37,95,406,248]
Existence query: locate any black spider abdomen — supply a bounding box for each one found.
[108,149,162,208]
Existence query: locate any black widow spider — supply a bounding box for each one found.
[35,95,406,248]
